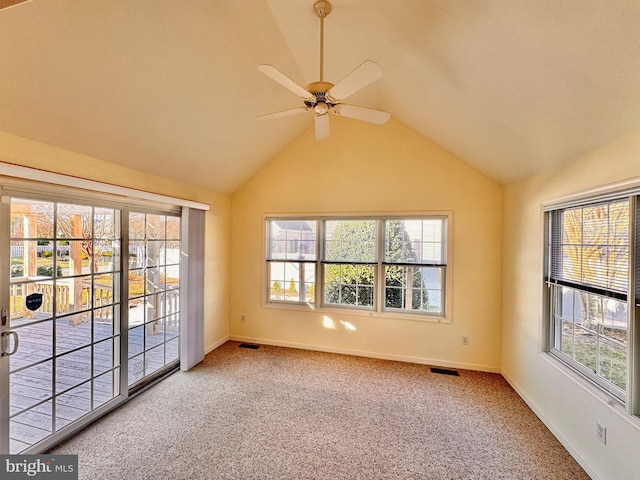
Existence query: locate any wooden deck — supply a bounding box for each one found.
[8,315,179,454]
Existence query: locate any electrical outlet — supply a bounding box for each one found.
[596,423,607,445]
[461,335,469,346]
[241,314,246,323]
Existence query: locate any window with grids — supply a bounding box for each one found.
[127,212,181,386]
[266,220,317,303]
[266,216,448,317]
[384,219,446,313]
[324,219,377,307]
[545,198,632,401]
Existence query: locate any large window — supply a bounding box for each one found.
[545,197,637,404]
[266,215,448,318]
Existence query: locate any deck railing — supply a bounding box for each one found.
[10,278,112,321]
[10,278,179,332]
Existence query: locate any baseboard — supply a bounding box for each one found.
[229,335,500,373]
[205,335,230,355]
[501,371,601,480]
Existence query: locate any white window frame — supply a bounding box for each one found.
[381,217,448,316]
[543,187,640,416]
[323,218,378,310]
[264,213,451,322]
[265,219,319,305]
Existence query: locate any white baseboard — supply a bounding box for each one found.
[501,371,601,480]
[229,335,500,373]
[205,335,230,355]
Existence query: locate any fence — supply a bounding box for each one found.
[10,245,70,257]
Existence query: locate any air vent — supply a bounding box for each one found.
[430,367,459,376]
[239,343,260,350]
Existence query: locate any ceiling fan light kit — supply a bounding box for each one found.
[257,0,390,140]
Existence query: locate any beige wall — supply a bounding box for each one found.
[231,117,503,371]
[502,131,640,480]
[0,131,231,352]
[5,115,640,478]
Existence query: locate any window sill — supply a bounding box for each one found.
[262,300,451,323]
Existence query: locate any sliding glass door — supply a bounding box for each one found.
[0,194,181,454]
[127,212,181,388]
[0,197,122,453]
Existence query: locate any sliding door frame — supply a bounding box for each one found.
[0,194,11,453]
[0,176,196,454]
[0,188,131,454]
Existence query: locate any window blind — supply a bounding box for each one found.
[547,199,630,300]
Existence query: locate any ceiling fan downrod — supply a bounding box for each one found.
[314,0,331,82]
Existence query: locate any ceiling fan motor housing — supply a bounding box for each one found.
[304,81,337,111]
[306,92,335,111]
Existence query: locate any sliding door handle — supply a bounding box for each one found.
[0,331,19,357]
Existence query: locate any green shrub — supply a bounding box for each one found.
[11,265,23,278]
[10,265,62,277]
[37,265,62,277]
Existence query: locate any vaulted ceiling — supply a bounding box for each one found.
[1,0,639,193]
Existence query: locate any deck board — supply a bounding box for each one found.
[8,315,179,454]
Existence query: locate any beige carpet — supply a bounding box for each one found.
[52,341,590,479]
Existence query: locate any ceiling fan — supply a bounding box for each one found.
[257,0,390,140]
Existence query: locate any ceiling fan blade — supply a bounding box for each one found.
[326,60,383,102]
[332,104,391,125]
[0,1,30,10]
[315,114,330,140]
[257,107,309,120]
[258,65,315,102]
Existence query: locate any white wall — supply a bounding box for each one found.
[502,132,640,480]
